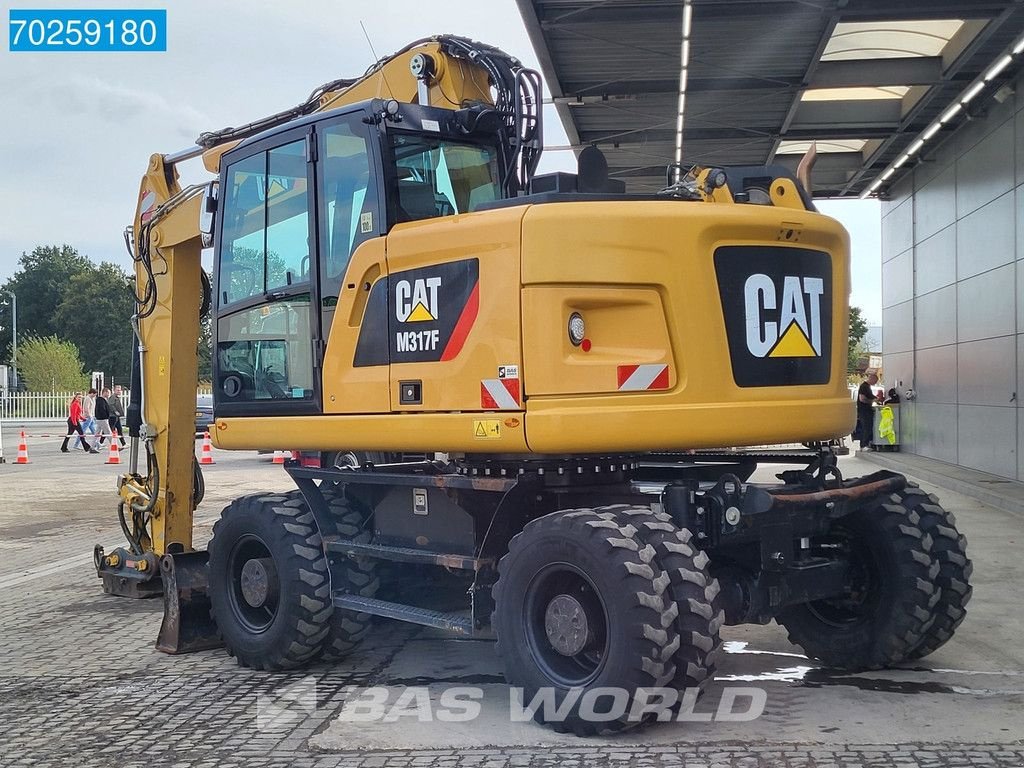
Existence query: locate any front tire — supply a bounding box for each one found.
[319,490,379,662]
[777,497,939,669]
[208,492,332,669]
[493,509,680,736]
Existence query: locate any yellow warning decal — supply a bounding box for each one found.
[473,419,501,439]
[406,302,436,322]
[768,321,816,358]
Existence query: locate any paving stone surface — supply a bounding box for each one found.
[1,447,1022,766]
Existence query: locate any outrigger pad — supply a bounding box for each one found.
[156,551,222,654]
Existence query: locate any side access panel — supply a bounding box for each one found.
[385,207,526,416]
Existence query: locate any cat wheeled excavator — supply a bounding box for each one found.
[94,35,971,734]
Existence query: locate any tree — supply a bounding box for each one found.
[55,262,135,382]
[848,306,869,372]
[198,315,213,382]
[17,335,89,391]
[1,245,92,345]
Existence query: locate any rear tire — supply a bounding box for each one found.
[589,505,723,695]
[208,492,332,670]
[897,485,972,659]
[777,497,939,670]
[492,508,680,735]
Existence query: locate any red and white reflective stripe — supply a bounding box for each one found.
[617,364,670,391]
[481,378,520,410]
[139,190,157,223]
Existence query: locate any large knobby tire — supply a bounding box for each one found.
[320,490,380,662]
[897,485,972,659]
[776,498,940,670]
[493,508,680,736]
[590,505,723,695]
[208,492,332,670]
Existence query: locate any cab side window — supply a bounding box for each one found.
[219,153,267,305]
[389,133,500,222]
[320,119,378,294]
[266,141,312,291]
[219,139,310,304]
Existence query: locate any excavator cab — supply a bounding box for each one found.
[210,99,511,420]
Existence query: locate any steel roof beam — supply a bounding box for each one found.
[811,57,944,88]
[790,98,903,130]
[558,76,805,97]
[516,0,581,146]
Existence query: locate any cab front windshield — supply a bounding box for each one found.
[389,133,501,223]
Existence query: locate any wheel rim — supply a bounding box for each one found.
[333,451,363,470]
[806,527,881,628]
[523,563,609,687]
[226,534,280,633]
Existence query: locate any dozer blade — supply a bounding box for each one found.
[156,551,222,654]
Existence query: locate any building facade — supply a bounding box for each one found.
[881,72,1024,480]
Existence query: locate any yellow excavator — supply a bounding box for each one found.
[95,36,971,734]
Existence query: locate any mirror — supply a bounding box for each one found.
[199,180,219,247]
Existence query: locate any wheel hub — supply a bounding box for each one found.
[240,557,278,608]
[544,593,589,656]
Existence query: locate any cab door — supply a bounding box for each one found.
[214,127,320,416]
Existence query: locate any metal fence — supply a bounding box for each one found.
[1,388,214,423]
[1,391,83,422]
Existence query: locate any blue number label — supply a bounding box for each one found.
[9,9,167,52]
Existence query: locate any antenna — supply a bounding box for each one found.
[360,21,397,100]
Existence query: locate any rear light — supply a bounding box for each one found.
[568,312,586,346]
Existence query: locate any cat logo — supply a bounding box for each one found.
[395,277,441,323]
[744,274,824,358]
[715,245,831,387]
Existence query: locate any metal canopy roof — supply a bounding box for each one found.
[516,0,1024,197]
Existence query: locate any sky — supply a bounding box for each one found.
[0,0,881,325]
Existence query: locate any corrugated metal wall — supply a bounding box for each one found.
[881,71,1024,479]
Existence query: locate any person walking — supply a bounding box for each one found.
[61,393,98,453]
[95,388,114,445]
[74,388,98,449]
[108,384,127,446]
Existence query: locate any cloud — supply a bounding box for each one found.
[63,74,211,141]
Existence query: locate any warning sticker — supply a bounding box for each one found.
[473,419,501,439]
[498,365,519,379]
[139,189,157,224]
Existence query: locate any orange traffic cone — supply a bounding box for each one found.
[105,432,121,465]
[15,431,30,464]
[272,449,286,464]
[199,431,216,465]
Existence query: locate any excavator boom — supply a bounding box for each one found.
[97,35,540,597]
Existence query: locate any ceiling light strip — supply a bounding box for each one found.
[673,0,693,173]
[861,33,1024,198]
